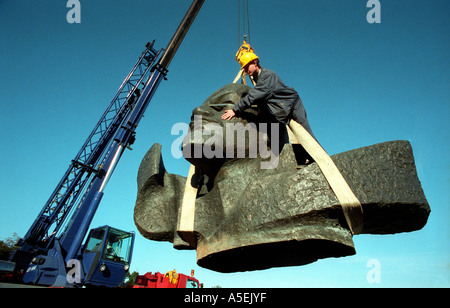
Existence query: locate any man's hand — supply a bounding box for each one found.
[222,109,236,120]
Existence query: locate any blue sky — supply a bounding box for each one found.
[0,0,448,288]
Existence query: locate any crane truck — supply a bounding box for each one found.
[0,0,205,287]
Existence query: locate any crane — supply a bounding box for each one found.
[2,0,205,287]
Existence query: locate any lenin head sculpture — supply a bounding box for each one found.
[134,83,430,273]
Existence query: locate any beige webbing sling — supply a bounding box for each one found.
[287,120,363,234]
[177,71,362,249]
[177,164,198,247]
[177,72,256,247]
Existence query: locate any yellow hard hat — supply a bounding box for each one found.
[238,52,259,69]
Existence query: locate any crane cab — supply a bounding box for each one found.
[81,226,134,287]
[21,225,134,287]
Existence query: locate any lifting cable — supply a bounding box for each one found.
[235,0,255,85]
[237,0,251,48]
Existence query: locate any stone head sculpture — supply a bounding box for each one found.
[134,84,430,273]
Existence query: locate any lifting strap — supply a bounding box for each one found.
[178,33,362,247]
[177,70,254,248]
[287,120,363,234]
[178,2,255,247]
[177,164,198,247]
[233,68,245,84]
[233,67,256,86]
[178,73,363,244]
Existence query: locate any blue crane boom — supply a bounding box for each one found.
[5,0,205,287]
[21,42,162,253]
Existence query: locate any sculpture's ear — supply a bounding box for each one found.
[134,143,193,249]
[136,143,166,191]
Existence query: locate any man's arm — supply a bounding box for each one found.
[223,70,274,120]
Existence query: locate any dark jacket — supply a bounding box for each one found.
[232,67,314,137]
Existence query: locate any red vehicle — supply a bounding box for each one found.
[133,270,202,288]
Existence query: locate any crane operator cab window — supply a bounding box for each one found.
[102,228,133,263]
[84,226,133,264]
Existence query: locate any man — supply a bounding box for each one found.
[221,52,316,164]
